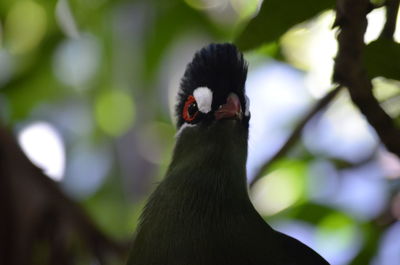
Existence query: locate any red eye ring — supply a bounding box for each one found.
[183,95,198,122]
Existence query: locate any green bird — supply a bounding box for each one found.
[127,43,330,265]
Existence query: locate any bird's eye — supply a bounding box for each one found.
[183,95,199,122]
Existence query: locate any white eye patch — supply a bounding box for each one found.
[244,95,250,117]
[193,87,213,113]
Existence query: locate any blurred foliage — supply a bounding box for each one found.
[1,0,400,265]
[235,0,335,51]
[365,38,400,80]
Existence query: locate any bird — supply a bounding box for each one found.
[127,43,330,265]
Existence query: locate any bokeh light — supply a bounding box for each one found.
[332,163,389,220]
[307,159,340,202]
[54,100,94,137]
[53,34,100,89]
[303,93,378,163]
[230,0,261,19]
[5,0,47,54]
[316,212,361,265]
[251,160,306,215]
[94,90,135,137]
[62,142,111,198]
[281,11,337,98]
[373,222,400,265]
[365,7,385,43]
[246,62,311,180]
[18,121,65,181]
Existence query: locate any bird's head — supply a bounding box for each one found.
[174,43,250,157]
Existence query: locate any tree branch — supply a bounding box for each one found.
[333,0,400,158]
[0,127,128,265]
[249,85,343,187]
[381,0,400,39]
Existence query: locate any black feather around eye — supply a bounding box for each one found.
[175,43,248,128]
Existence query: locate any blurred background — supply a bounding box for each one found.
[1,0,400,264]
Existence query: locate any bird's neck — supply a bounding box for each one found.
[165,149,249,214]
[152,121,251,216]
[130,123,265,264]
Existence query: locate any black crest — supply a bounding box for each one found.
[175,43,248,127]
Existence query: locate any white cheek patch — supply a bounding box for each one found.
[244,95,250,117]
[193,87,213,113]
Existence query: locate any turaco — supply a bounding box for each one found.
[127,43,330,265]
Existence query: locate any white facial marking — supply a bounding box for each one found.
[193,87,213,113]
[245,95,250,117]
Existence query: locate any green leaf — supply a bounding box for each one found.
[364,39,400,80]
[291,203,336,224]
[235,0,334,51]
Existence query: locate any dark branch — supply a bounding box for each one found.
[249,85,343,188]
[0,127,128,265]
[381,0,400,39]
[333,0,400,158]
